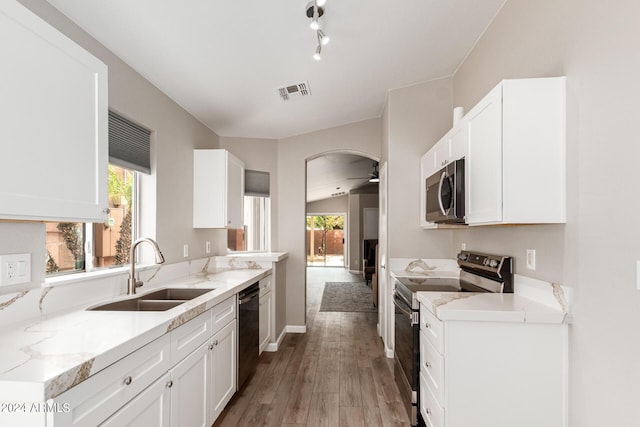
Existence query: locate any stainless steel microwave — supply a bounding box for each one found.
[425,158,465,224]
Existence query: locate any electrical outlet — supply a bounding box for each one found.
[526,249,536,270]
[0,253,31,286]
[461,243,466,250]
[205,241,211,254]
[183,244,189,258]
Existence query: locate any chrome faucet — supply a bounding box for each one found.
[128,238,165,295]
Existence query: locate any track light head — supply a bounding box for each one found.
[318,29,330,45]
[313,45,322,61]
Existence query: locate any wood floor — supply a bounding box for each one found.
[213,268,410,427]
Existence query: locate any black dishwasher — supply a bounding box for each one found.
[237,282,260,390]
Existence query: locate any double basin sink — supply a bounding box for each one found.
[89,288,215,312]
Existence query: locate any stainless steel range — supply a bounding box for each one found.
[393,251,513,426]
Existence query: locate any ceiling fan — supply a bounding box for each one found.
[347,161,380,183]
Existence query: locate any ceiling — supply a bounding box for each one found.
[306,153,378,202]
[46,0,506,140]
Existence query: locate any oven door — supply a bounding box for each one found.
[393,292,418,425]
[425,158,465,224]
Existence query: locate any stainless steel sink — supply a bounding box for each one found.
[88,288,216,311]
[140,288,213,301]
[89,299,184,311]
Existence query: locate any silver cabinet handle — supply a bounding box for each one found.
[212,339,218,346]
[425,361,431,368]
[166,380,173,388]
[124,376,133,386]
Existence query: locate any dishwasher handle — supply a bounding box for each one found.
[238,289,260,304]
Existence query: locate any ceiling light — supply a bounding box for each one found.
[310,19,319,30]
[316,0,327,6]
[318,29,330,45]
[313,45,322,61]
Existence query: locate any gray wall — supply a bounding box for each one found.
[451,0,640,425]
[219,136,279,250]
[16,0,224,269]
[385,77,455,259]
[277,119,381,327]
[306,195,349,214]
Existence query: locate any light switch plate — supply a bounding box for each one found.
[183,244,189,258]
[0,253,31,286]
[205,241,211,254]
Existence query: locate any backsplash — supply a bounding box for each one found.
[0,256,273,333]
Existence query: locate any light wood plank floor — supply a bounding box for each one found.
[214,267,410,427]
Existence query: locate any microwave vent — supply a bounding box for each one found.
[277,81,311,101]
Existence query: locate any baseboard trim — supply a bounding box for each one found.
[286,324,307,334]
[385,348,394,359]
[263,324,307,352]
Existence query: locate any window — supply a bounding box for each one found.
[45,111,151,276]
[227,170,271,252]
[45,165,137,275]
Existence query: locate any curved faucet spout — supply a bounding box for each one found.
[128,238,165,295]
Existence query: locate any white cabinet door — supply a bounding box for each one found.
[433,137,451,169]
[100,373,171,427]
[226,153,245,228]
[169,342,211,427]
[259,290,272,354]
[449,122,467,162]
[209,319,237,425]
[193,149,245,228]
[465,85,503,225]
[0,1,108,222]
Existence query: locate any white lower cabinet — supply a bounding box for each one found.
[419,303,567,427]
[258,274,273,354]
[209,319,237,424]
[50,296,238,427]
[100,373,171,427]
[169,342,210,427]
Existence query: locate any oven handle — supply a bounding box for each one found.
[393,294,413,319]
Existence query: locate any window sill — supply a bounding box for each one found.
[44,264,156,288]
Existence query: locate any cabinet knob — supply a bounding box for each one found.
[124,376,133,386]
[213,339,218,346]
[425,322,431,329]
[426,408,431,415]
[425,361,431,368]
[166,380,173,388]
[209,344,214,350]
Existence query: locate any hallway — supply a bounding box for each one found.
[213,267,409,426]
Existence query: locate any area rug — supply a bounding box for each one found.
[320,282,377,312]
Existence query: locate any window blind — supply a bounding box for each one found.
[245,170,270,197]
[108,111,151,174]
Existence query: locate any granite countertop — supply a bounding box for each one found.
[417,291,567,324]
[0,268,270,402]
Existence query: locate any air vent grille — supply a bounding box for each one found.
[277,81,311,101]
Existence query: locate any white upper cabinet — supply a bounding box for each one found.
[193,149,245,228]
[0,1,108,222]
[466,77,566,225]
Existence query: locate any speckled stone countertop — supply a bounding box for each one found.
[0,268,270,402]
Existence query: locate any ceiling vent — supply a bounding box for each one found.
[278,81,311,101]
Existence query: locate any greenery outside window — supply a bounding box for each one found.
[45,165,137,275]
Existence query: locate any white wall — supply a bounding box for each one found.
[451,0,640,425]
[277,119,381,327]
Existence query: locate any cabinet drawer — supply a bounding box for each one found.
[420,373,445,427]
[211,295,236,335]
[170,309,212,365]
[420,304,444,353]
[420,330,444,403]
[259,274,272,295]
[52,334,171,427]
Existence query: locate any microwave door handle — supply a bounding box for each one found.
[438,171,448,216]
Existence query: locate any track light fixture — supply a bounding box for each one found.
[306,1,330,61]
